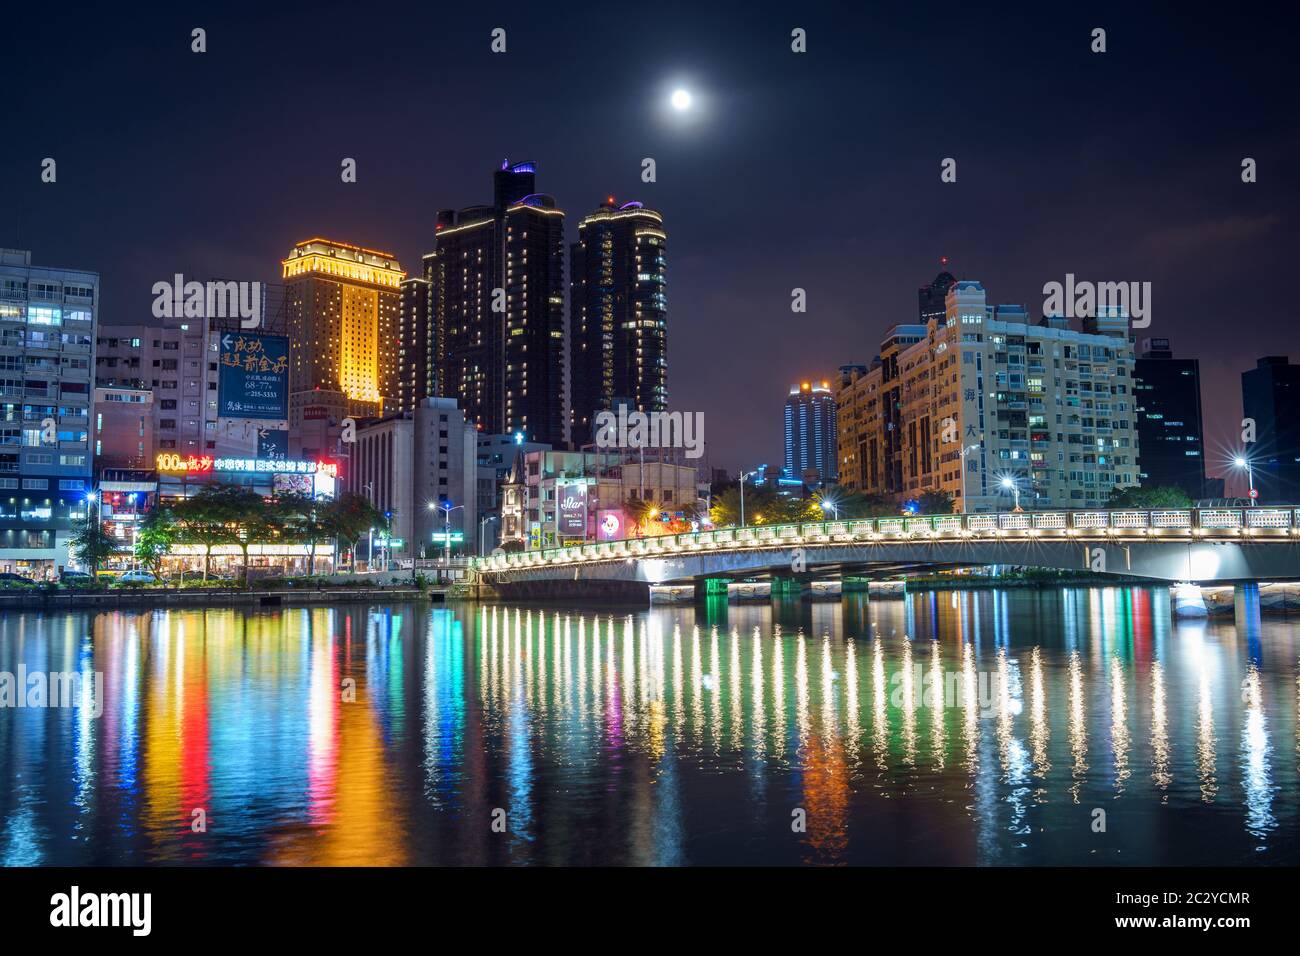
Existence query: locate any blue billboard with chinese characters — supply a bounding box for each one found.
[217,332,289,420]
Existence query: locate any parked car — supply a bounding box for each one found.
[0,571,35,584]
[117,570,158,584]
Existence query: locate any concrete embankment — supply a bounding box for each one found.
[0,587,438,611]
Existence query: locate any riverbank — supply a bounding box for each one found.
[0,586,438,611]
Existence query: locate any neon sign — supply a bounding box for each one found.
[156,454,338,478]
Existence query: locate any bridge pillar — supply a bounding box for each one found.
[1171,583,1207,619]
[1235,583,1263,663]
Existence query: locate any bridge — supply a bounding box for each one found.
[471,507,1300,602]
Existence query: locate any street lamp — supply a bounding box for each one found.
[739,469,759,528]
[434,501,465,567]
[479,515,498,557]
[820,499,839,520]
[1233,455,1256,506]
[1000,475,1021,512]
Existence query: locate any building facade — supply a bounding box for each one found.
[784,381,837,483]
[476,432,551,554]
[501,449,707,550]
[836,279,1140,511]
[397,276,433,415]
[353,397,477,562]
[0,248,98,576]
[1241,355,1300,502]
[1133,337,1207,500]
[569,198,668,442]
[428,162,567,446]
[283,238,404,426]
[917,265,956,324]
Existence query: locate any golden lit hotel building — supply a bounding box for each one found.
[836,280,1140,512]
[283,238,405,424]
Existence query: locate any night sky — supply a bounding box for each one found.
[5,2,1295,490]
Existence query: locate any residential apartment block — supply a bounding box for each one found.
[836,280,1139,512]
[0,248,98,576]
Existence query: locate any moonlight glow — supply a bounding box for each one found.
[670,89,692,111]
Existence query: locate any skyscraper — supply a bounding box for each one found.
[0,248,98,577]
[397,276,433,414]
[785,381,837,483]
[428,161,567,446]
[917,263,956,324]
[569,198,668,442]
[1241,355,1300,501]
[283,238,404,426]
[1133,337,1206,499]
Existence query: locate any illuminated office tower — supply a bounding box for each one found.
[785,381,838,483]
[282,238,404,426]
[569,197,668,442]
[428,161,567,446]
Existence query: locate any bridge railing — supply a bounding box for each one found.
[476,506,1300,572]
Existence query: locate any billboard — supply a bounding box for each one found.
[257,428,289,460]
[597,509,624,541]
[217,331,289,420]
[558,482,587,535]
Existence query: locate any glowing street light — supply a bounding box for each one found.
[1000,475,1022,512]
[1233,455,1256,506]
[821,499,839,520]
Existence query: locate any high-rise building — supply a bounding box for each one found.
[570,198,668,442]
[0,248,98,577]
[428,161,567,446]
[1133,337,1206,499]
[397,276,433,414]
[1241,355,1300,502]
[917,264,956,324]
[836,279,1140,511]
[283,238,404,427]
[784,381,837,483]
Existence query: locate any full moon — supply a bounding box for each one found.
[670,89,692,111]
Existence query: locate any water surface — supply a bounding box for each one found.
[1,588,1296,865]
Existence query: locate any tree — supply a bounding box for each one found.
[324,493,387,572]
[709,486,819,527]
[134,505,177,578]
[624,496,661,537]
[914,489,956,515]
[67,510,120,576]
[171,484,243,581]
[1108,484,1193,509]
[277,492,331,575]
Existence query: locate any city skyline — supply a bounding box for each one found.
[5,4,1295,478]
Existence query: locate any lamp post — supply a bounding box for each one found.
[1233,455,1256,506]
[1000,475,1021,512]
[479,515,498,557]
[362,481,375,571]
[434,501,465,568]
[821,499,839,520]
[739,469,758,528]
